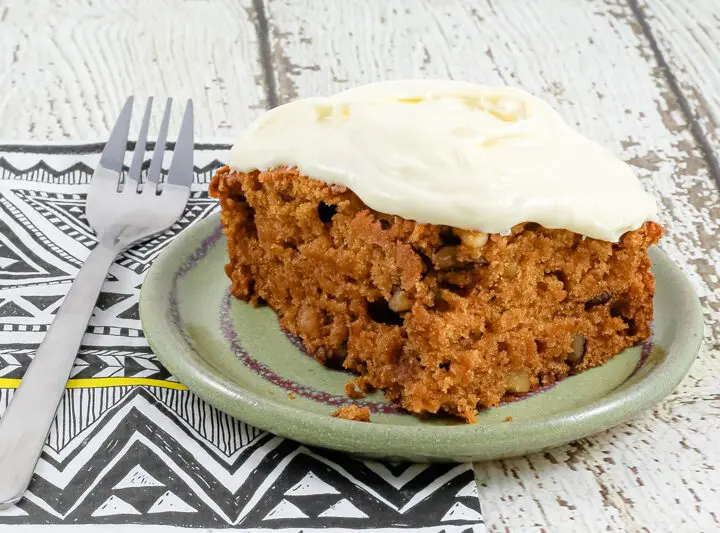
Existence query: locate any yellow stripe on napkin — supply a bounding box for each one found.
[0,377,187,390]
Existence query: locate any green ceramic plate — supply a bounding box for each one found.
[140,213,703,462]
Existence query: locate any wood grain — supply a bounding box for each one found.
[264,0,719,530]
[0,0,267,141]
[637,0,720,184]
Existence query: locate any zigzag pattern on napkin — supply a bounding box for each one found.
[0,154,226,184]
[0,387,481,530]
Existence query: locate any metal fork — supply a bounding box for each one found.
[0,97,194,508]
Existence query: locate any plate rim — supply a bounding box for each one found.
[140,213,703,461]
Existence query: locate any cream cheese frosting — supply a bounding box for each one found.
[229,79,657,242]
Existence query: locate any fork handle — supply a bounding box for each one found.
[0,242,119,508]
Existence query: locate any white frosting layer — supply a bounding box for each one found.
[229,80,657,242]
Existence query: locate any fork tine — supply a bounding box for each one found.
[147,98,173,185]
[126,97,154,188]
[99,96,134,173]
[166,100,194,189]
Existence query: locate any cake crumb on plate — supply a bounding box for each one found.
[332,405,371,422]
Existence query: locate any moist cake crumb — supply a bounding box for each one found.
[210,166,662,423]
[345,377,371,399]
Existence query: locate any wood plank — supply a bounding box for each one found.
[0,0,267,141]
[638,0,720,177]
[264,0,720,530]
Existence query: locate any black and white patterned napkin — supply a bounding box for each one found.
[0,143,484,532]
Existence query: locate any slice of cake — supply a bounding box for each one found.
[210,80,661,422]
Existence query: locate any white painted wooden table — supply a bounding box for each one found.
[1,0,718,530]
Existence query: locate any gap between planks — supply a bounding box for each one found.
[250,0,279,109]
